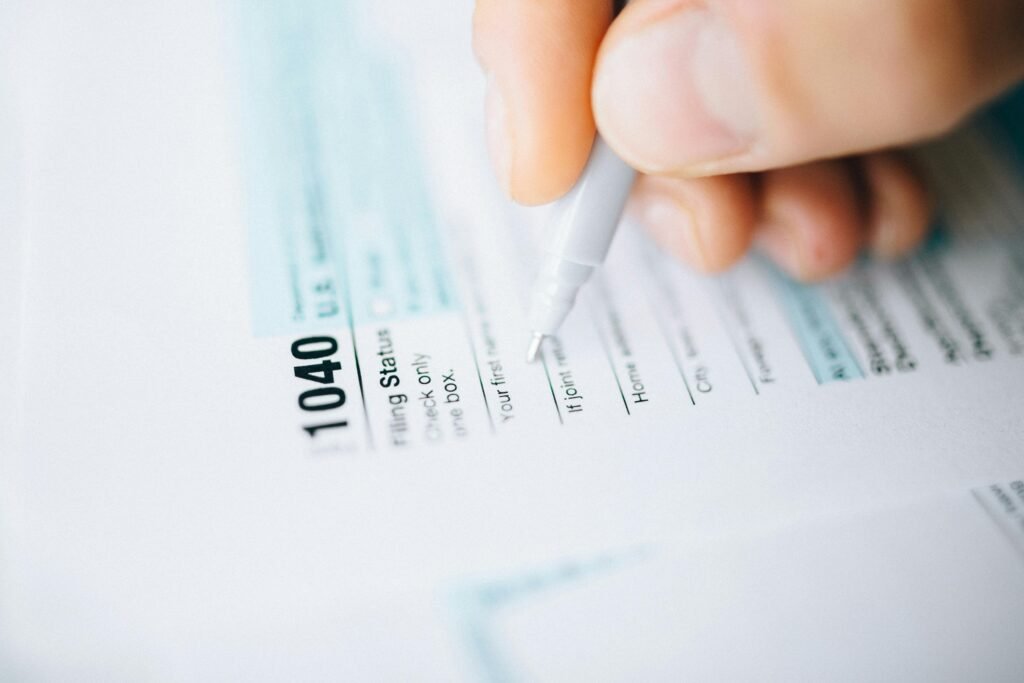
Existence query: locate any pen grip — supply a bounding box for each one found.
[546,136,637,266]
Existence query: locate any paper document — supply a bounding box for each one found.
[236,1,1024,453]
[2,0,1024,678]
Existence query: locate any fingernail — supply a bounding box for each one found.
[637,193,707,267]
[485,74,513,193]
[757,218,807,280]
[869,217,903,259]
[594,7,757,173]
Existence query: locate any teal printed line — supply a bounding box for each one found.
[448,547,650,683]
[763,260,864,383]
[239,1,456,337]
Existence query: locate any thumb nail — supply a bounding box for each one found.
[594,7,757,173]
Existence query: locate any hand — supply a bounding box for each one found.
[473,0,1024,280]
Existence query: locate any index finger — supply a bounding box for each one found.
[474,0,613,205]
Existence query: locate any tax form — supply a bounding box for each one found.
[240,1,1024,449]
[2,0,1024,678]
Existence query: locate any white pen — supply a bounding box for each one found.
[525,136,637,362]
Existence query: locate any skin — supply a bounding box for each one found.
[473,0,1024,281]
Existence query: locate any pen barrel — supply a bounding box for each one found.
[545,136,636,266]
[528,259,594,335]
[528,136,636,336]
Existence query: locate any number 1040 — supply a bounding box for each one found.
[291,336,348,438]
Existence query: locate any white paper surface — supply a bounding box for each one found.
[465,485,1024,681]
[2,0,1024,679]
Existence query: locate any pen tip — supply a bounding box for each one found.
[526,333,545,364]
